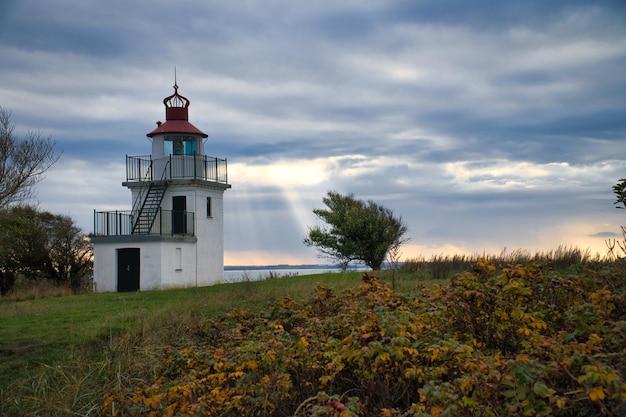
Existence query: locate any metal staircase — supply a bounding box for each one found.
[132,180,168,234]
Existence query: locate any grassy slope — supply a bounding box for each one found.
[0,270,423,391]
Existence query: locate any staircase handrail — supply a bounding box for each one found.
[132,160,170,234]
[131,159,155,215]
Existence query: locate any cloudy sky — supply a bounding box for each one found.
[1,0,625,265]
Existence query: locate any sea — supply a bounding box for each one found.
[223,264,369,283]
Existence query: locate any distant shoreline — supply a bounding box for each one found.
[222,264,370,282]
[224,264,340,271]
[224,263,396,271]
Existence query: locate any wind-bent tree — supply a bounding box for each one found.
[304,191,409,270]
[0,107,60,209]
[613,178,626,209]
[607,178,626,258]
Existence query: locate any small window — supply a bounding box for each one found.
[175,247,182,271]
[206,197,212,218]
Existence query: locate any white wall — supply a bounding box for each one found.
[160,240,198,288]
[92,241,161,292]
[140,243,162,291]
[92,242,117,292]
[161,184,226,286]
[195,187,225,286]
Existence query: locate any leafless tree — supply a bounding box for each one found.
[0,107,60,209]
[386,237,407,294]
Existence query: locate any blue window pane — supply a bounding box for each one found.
[185,140,196,156]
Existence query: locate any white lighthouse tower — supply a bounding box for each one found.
[91,82,230,292]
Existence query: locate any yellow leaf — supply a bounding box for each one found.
[406,347,419,356]
[319,375,332,386]
[460,377,473,393]
[298,336,309,348]
[556,398,566,409]
[405,367,418,378]
[589,387,605,401]
[430,405,444,416]
[145,395,161,410]
[493,352,502,367]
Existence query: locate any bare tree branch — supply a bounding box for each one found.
[0,107,60,209]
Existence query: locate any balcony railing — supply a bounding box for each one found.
[126,154,228,184]
[93,209,195,237]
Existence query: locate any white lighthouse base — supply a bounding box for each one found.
[91,235,224,292]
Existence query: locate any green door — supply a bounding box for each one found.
[117,248,140,292]
[172,196,187,235]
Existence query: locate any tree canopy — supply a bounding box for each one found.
[0,206,93,295]
[0,107,59,209]
[613,178,626,209]
[608,178,626,258]
[304,191,409,270]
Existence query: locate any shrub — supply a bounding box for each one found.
[400,246,593,280]
[3,275,75,301]
[103,261,625,416]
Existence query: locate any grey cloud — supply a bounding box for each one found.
[590,231,621,238]
[1,0,624,262]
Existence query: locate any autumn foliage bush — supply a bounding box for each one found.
[104,261,626,416]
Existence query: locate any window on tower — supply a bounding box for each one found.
[206,197,212,218]
[175,247,182,271]
[185,140,196,155]
[165,136,196,156]
[173,138,184,155]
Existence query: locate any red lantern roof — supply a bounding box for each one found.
[147,83,208,138]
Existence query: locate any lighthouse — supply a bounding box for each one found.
[91,82,230,292]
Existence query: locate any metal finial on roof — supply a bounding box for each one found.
[163,67,189,109]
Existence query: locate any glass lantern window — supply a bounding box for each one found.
[184,140,196,155]
[165,136,197,156]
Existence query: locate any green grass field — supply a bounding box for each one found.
[0,270,424,393]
